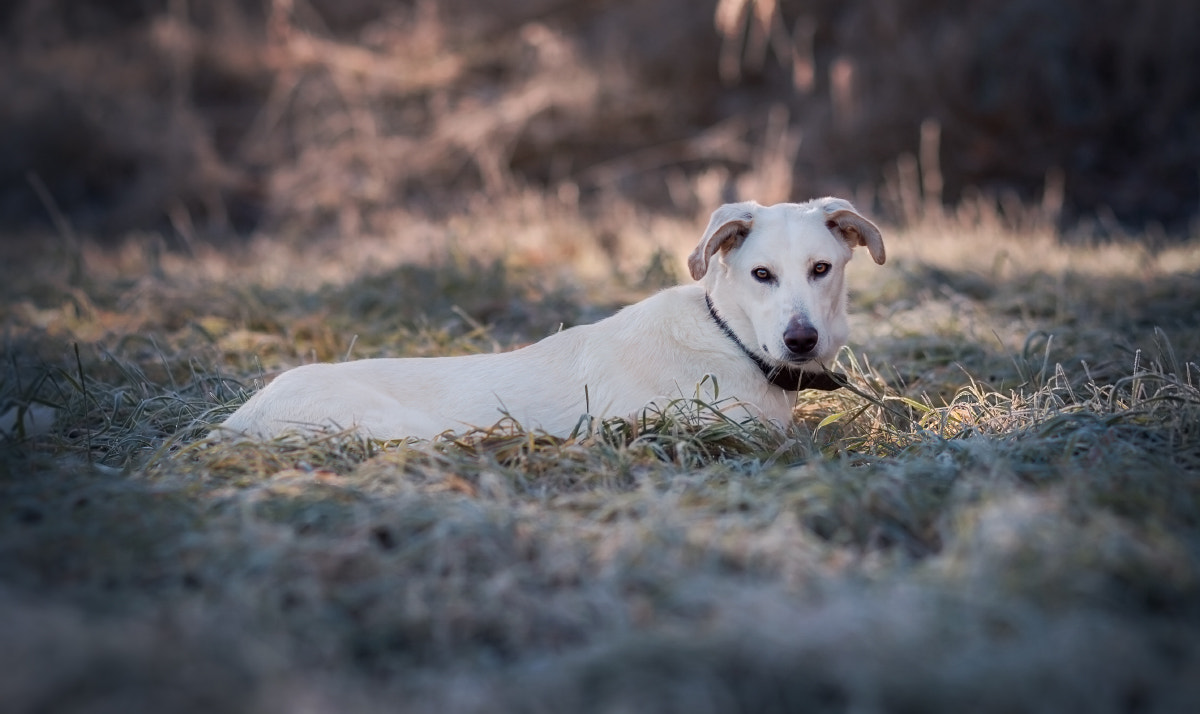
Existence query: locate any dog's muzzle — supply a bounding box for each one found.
[705,294,844,392]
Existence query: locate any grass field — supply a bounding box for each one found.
[2,193,1199,712]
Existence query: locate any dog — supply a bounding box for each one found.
[214,197,885,441]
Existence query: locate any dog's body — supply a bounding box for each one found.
[216,198,885,441]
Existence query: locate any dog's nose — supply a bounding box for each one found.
[783,320,819,356]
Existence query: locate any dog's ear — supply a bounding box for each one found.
[821,198,886,265]
[688,202,758,280]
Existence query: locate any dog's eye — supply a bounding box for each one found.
[752,267,774,282]
[812,262,831,277]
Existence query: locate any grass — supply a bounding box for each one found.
[2,195,1199,712]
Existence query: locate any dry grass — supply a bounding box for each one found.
[2,192,1199,712]
[5,1,1198,236]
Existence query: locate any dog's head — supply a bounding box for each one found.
[688,197,885,369]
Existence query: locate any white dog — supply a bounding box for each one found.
[215,198,885,441]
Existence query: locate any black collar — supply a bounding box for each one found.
[704,294,844,392]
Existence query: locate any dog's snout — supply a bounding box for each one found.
[783,320,819,356]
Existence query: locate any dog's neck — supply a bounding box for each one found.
[704,293,844,392]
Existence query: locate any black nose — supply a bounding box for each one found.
[783,320,819,356]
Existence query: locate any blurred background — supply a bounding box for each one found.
[1,0,1197,243]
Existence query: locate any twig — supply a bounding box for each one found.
[74,343,93,468]
[27,172,84,287]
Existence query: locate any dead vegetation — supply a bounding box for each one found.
[2,0,1198,238]
[2,191,1200,711]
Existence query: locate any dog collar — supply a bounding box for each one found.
[704,294,844,392]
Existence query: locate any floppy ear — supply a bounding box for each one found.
[688,201,758,280]
[821,198,886,265]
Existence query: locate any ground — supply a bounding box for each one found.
[2,194,1199,712]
